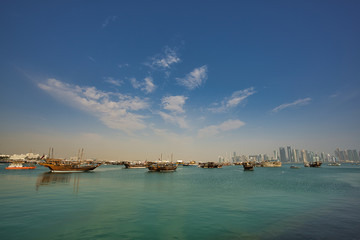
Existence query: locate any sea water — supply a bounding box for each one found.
[0,164,359,240]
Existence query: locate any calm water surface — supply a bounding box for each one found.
[0,164,359,240]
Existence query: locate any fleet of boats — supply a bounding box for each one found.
[4,148,352,173]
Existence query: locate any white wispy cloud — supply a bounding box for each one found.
[272,97,312,113]
[38,78,149,133]
[102,16,117,28]
[159,95,188,128]
[198,119,245,138]
[105,77,124,87]
[162,95,187,113]
[209,87,256,113]
[177,65,207,90]
[146,46,180,70]
[130,77,156,94]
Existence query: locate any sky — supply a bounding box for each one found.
[1,0,359,161]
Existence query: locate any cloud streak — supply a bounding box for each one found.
[159,95,188,128]
[130,77,156,94]
[198,119,245,138]
[209,87,256,113]
[177,65,207,90]
[38,78,149,133]
[146,46,180,70]
[272,97,311,113]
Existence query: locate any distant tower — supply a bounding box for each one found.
[273,150,278,160]
[287,146,292,162]
[279,147,286,162]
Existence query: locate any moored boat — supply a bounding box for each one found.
[198,162,223,168]
[39,148,102,172]
[290,165,301,169]
[124,161,150,169]
[6,162,36,170]
[260,160,282,167]
[328,162,341,166]
[147,162,177,172]
[242,162,255,171]
[309,161,322,167]
[40,159,102,172]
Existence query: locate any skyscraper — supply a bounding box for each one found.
[287,146,293,162]
[279,147,287,162]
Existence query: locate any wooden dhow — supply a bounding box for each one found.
[39,148,102,172]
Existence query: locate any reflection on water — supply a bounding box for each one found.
[36,172,81,193]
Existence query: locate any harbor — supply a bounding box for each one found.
[1,161,360,240]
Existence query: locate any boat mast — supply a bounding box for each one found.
[80,148,84,161]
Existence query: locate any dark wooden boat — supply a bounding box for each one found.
[40,159,102,172]
[242,162,255,171]
[199,162,223,168]
[124,161,151,169]
[309,161,322,167]
[148,162,177,172]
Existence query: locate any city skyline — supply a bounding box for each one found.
[1,1,360,161]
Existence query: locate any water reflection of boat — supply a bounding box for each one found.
[6,161,36,170]
[242,162,255,171]
[36,172,80,193]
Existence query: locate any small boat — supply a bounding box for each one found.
[6,162,36,170]
[148,162,177,172]
[242,162,254,171]
[290,165,300,169]
[328,162,341,166]
[199,162,223,168]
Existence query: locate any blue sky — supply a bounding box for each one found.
[1,0,359,161]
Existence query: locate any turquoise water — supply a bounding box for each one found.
[0,164,359,240]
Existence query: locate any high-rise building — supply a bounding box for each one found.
[287,146,293,162]
[301,149,307,162]
[273,150,278,160]
[279,147,287,162]
[353,150,360,161]
[295,149,300,162]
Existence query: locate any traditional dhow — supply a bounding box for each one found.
[147,162,177,172]
[124,161,151,169]
[260,160,282,167]
[39,148,102,172]
[309,161,322,167]
[242,162,255,171]
[198,162,223,168]
[40,158,102,172]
